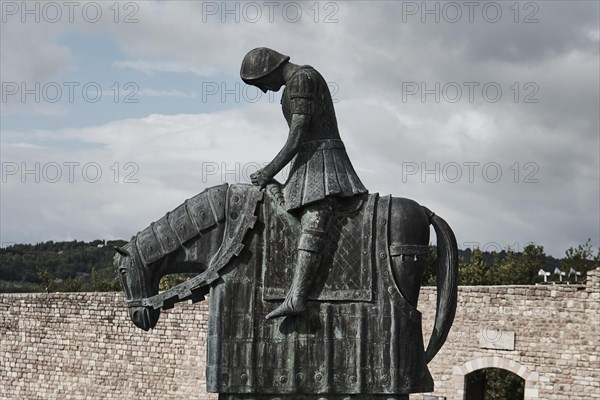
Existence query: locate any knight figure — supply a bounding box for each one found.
[241,47,368,319]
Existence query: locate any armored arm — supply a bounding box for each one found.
[252,70,315,187]
[260,114,309,180]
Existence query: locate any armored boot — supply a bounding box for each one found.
[266,203,332,319]
[265,248,322,319]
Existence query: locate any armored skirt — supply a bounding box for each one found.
[283,139,368,212]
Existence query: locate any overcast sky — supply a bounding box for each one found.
[1,0,598,258]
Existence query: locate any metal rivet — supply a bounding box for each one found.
[296,373,305,381]
[363,250,367,255]
[388,287,394,294]
[380,219,386,225]
[379,252,387,259]
[381,374,389,383]
[279,376,287,383]
[349,376,357,383]
[240,373,248,382]
[232,195,240,203]
[315,373,323,381]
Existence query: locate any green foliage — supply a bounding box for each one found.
[0,240,126,293]
[92,267,122,292]
[456,244,549,285]
[159,274,190,291]
[563,238,599,277]
[495,244,547,285]
[59,277,85,292]
[421,244,438,286]
[466,368,525,400]
[1,239,598,291]
[36,266,55,293]
[440,242,587,286]
[459,248,490,285]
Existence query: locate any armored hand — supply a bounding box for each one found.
[250,170,271,188]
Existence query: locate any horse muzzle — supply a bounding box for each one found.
[129,306,160,331]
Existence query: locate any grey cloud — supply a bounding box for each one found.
[1,0,598,258]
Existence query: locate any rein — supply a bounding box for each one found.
[126,270,210,310]
[126,184,264,311]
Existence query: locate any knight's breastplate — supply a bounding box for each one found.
[205,192,433,396]
[281,70,341,141]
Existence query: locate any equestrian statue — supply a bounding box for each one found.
[114,48,459,400]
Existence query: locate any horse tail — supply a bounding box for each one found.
[422,206,459,363]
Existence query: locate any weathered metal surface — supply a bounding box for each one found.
[205,190,434,396]
[115,48,459,400]
[126,184,263,310]
[115,182,459,395]
[133,183,228,266]
[206,184,263,284]
[186,191,216,232]
[113,184,230,329]
[263,193,374,301]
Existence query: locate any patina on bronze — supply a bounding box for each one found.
[242,47,368,320]
[114,48,459,400]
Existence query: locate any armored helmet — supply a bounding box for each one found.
[240,47,290,83]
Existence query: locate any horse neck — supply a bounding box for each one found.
[151,218,227,284]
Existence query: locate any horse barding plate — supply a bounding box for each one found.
[262,193,375,302]
[206,191,434,396]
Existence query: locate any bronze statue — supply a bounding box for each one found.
[114,49,459,400]
[241,47,368,319]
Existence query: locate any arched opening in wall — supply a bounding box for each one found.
[464,368,525,400]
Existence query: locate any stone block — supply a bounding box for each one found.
[478,329,515,351]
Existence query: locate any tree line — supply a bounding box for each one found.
[422,239,599,286]
[0,240,126,293]
[0,239,598,293]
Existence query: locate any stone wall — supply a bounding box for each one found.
[422,268,600,400]
[0,293,215,400]
[1,269,598,400]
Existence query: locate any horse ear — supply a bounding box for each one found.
[114,246,130,257]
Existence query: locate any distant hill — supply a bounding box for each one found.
[0,240,594,293]
[458,248,563,271]
[0,240,127,293]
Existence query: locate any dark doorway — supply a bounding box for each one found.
[464,368,525,400]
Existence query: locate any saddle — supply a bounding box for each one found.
[262,191,378,302]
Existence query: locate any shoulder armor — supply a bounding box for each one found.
[288,68,317,100]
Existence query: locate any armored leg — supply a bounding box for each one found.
[265,201,333,319]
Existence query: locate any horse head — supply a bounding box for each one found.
[114,244,161,331]
[112,183,246,331]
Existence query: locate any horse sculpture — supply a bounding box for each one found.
[114,182,458,398]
